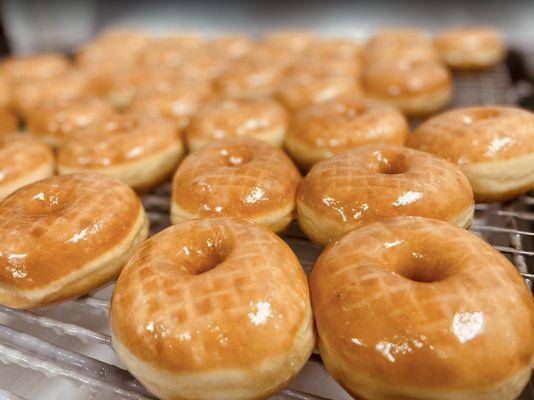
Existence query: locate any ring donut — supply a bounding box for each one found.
[57,114,184,190]
[310,216,534,400]
[26,98,114,147]
[110,217,314,400]
[435,27,504,69]
[0,173,148,309]
[0,135,54,201]
[0,54,70,83]
[171,137,301,232]
[185,97,288,152]
[297,144,474,245]
[285,96,408,169]
[408,106,534,201]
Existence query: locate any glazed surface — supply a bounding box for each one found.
[173,137,300,219]
[310,217,534,397]
[110,217,312,372]
[408,106,534,164]
[0,174,142,289]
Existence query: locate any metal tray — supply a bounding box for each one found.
[0,53,532,400]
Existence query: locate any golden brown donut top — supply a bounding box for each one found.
[12,72,92,116]
[110,217,310,372]
[76,30,150,67]
[435,27,503,54]
[408,106,534,164]
[0,173,142,289]
[58,114,180,168]
[105,67,184,98]
[0,135,53,185]
[207,34,253,60]
[186,97,287,142]
[297,144,473,225]
[364,60,450,97]
[310,216,534,389]
[289,97,408,151]
[365,29,438,64]
[277,65,360,110]
[140,34,205,68]
[0,78,11,108]
[27,98,114,142]
[130,80,212,127]
[261,30,316,53]
[304,38,361,61]
[173,137,301,218]
[0,107,17,136]
[0,54,70,83]
[214,53,287,96]
[175,47,232,81]
[367,28,431,49]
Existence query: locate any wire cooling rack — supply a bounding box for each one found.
[0,55,533,400]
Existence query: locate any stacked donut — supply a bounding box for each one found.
[0,26,531,400]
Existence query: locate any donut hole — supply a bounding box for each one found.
[463,109,500,124]
[219,146,253,167]
[181,238,230,275]
[396,255,452,283]
[377,153,408,175]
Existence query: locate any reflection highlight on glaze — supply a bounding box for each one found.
[248,300,272,326]
[392,191,423,207]
[452,311,484,343]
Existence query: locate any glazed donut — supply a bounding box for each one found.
[276,63,361,110]
[214,53,287,98]
[141,34,204,69]
[185,97,288,152]
[130,79,212,129]
[171,137,301,232]
[297,144,474,245]
[0,173,148,309]
[0,106,17,136]
[176,47,232,82]
[76,30,150,68]
[110,217,314,400]
[57,114,184,190]
[408,106,534,202]
[304,38,361,61]
[286,96,409,169]
[435,27,504,69]
[26,98,114,147]
[0,135,54,201]
[12,72,92,117]
[364,28,438,64]
[363,59,451,115]
[207,34,253,60]
[310,216,534,400]
[261,29,315,54]
[0,54,69,83]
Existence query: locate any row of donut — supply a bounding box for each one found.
[0,173,531,400]
[0,26,503,128]
[2,99,532,229]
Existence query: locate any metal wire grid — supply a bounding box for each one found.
[0,64,533,400]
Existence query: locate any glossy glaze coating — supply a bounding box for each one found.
[110,217,314,400]
[311,216,534,399]
[12,72,92,116]
[172,137,301,231]
[0,173,148,308]
[130,79,212,128]
[0,107,17,136]
[207,34,253,60]
[409,106,534,164]
[409,106,534,201]
[435,27,504,69]
[186,97,288,151]
[140,34,205,68]
[276,63,360,110]
[0,135,54,200]
[214,51,288,97]
[365,29,438,64]
[175,47,232,81]
[297,144,474,245]
[286,96,409,169]
[76,30,150,67]
[0,54,69,83]
[58,114,182,171]
[261,30,315,54]
[304,38,361,61]
[26,98,114,146]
